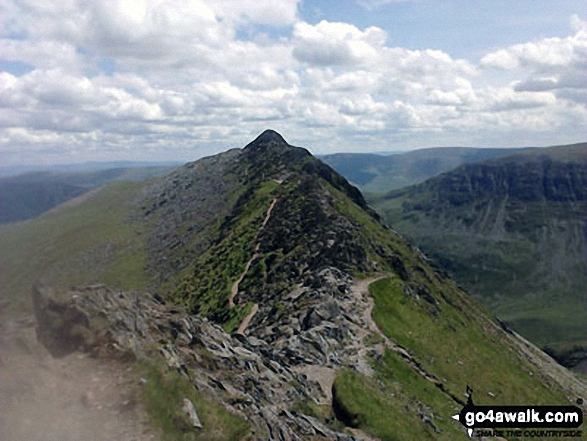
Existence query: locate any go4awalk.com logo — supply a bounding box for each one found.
[452,387,584,438]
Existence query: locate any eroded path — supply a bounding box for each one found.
[232,198,278,334]
[236,303,259,334]
[350,275,465,405]
[0,317,157,441]
[229,244,260,308]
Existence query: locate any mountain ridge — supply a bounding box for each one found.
[370,142,587,371]
[321,146,532,193]
[1,131,585,440]
[0,165,177,224]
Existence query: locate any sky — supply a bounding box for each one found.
[1,0,586,166]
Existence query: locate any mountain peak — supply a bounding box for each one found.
[245,130,288,149]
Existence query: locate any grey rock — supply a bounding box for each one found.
[182,398,202,429]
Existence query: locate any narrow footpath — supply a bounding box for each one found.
[351,276,465,405]
[230,198,278,334]
[0,317,156,441]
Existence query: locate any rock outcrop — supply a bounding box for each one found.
[32,272,384,440]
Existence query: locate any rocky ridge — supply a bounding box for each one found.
[33,271,387,440]
[29,132,587,440]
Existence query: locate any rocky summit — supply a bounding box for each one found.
[24,131,587,440]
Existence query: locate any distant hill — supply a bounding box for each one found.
[370,142,587,371]
[322,147,528,193]
[0,160,181,177]
[0,166,177,224]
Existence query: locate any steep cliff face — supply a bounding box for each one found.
[23,133,587,440]
[372,143,587,368]
[404,154,587,218]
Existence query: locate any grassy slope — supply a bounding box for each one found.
[370,278,563,405]
[327,186,580,440]
[168,179,280,331]
[0,181,151,316]
[369,146,587,356]
[0,179,253,439]
[369,229,586,353]
[2,143,583,439]
[139,361,249,441]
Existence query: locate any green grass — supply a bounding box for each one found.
[320,183,579,439]
[332,277,583,440]
[370,277,566,406]
[169,179,281,330]
[333,366,466,440]
[0,181,150,316]
[369,174,587,364]
[139,361,250,441]
[488,290,587,349]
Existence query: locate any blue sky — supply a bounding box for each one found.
[0,0,586,165]
[301,0,586,59]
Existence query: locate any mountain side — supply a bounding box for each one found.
[0,166,176,224]
[321,147,528,194]
[0,180,152,318]
[370,142,587,370]
[2,131,585,440]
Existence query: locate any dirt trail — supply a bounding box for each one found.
[0,317,157,441]
[236,304,259,335]
[350,275,465,405]
[229,244,260,308]
[261,198,277,228]
[231,198,278,334]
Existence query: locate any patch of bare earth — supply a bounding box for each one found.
[0,317,157,441]
[236,303,259,335]
[232,198,277,333]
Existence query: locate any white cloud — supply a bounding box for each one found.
[484,88,557,112]
[0,2,586,164]
[481,17,587,110]
[0,38,82,71]
[481,16,587,71]
[481,39,577,70]
[293,20,387,66]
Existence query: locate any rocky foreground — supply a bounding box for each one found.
[32,267,393,440]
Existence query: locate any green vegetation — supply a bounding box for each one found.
[3,133,584,440]
[139,361,249,441]
[332,276,581,440]
[0,181,150,315]
[369,144,587,367]
[370,278,565,405]
[333,365,465,440]
[170,179,281,330]
[322,170,582,438]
